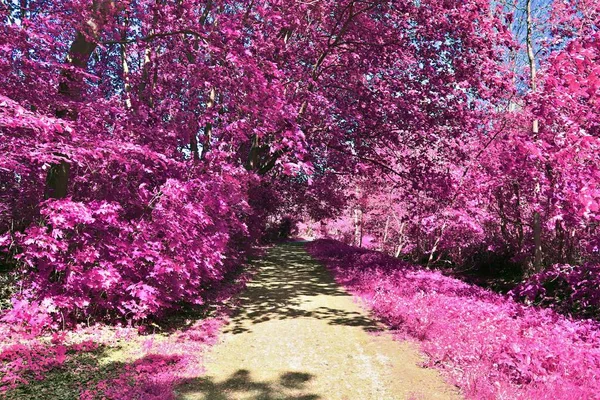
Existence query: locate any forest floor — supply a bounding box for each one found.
[176,242,460,400]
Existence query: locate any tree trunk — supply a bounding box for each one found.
[394,222,406,257]
[56,32,98,111]
[382,215,390,250]
[45,161,70,199]
[497,189,510,242]
[556,219,565,263]
[200,88,216,160]
[527,0,543,272]
[353,208,363,247]
[200,0,213,25]
[513,182,524,247]
[50,32,96,197]
[190,123,200,162]
[533,211,543,272]
[526,0,539,135]
[139,45,155,107]
[120,15,132,110]
[49,0,113,199]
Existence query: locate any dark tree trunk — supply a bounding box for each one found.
[533,211,543,272]
[45,161,70,199]
[49,1,113,198]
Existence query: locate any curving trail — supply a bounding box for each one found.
[176,243,461,400]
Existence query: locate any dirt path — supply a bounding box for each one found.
[176,243,461,400]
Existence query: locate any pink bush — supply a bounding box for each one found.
[1,299,57,336]
[307,239,600,399]
[512,263,600,319]
[2,169,252,325]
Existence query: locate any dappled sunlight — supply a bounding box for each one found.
[195,244,459,400]
[223,243,381,335]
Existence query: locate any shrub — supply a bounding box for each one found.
[512,263,600,319]
[3,171,253,326]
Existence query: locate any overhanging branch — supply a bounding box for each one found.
[102,30,207,45]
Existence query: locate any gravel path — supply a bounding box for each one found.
[177,243,461,400]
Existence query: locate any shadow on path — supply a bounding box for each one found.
[223,242,381,335]
[177,369,320,400]
[178,243,461,400]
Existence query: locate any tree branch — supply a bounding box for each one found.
[102,30,207,45]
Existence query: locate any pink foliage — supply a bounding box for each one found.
[512,263,600,319]
[1,0,600,397]
[3,167,252,324]
[1,299,57,336]
[1,266,251,397]
[0,0,518,328]
[308,240,600,399]
[1,338,69,390]
[300,3,600,274]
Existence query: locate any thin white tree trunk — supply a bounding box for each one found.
[526,0,543,272]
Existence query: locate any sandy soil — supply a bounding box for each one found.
[176,242,461,400]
